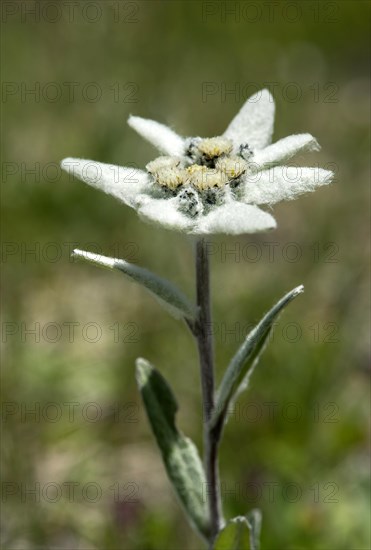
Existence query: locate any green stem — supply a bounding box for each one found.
[195,238,223,546]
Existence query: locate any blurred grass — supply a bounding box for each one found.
[1,1,370,549]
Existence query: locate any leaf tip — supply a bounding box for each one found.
[294,284,304,295]
[71,248,84,259]
[72,249,115,269]
[135,357,152,388]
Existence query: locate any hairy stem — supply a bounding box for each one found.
[195,238,223,546]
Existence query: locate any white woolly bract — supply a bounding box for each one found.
[253,134,320,168]
[242,166,334,206]
[223,88,275,150]
[128,115,185,157]
[61,89,334,235]
[61,158,149,207]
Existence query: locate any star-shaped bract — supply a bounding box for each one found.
[61,90,333,235]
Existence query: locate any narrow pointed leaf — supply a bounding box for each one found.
[213,510,262,550]
[136,358,210,539]
[211,285,304,430]
[213,516,251,550]
[72,249,196,321]
[246,509,262,550]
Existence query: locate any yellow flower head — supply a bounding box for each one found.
[197,137,233,159]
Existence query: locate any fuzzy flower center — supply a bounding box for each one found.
[145,136,253,216]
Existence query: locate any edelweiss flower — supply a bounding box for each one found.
[61,89,333,234]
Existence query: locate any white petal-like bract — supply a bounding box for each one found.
[242,166,334,206]
[253,134,320,168]
[61,90,332,235]
[194,202,277,234]
[128,116,185,156]
[61,158,150,207]
[137,196,196,232]
[224,89,275,150]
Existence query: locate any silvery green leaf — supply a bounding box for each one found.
[136,358,210,540]
[213,516,251,550]
[213,510,262,550]
[246,509,262,550]
[72,249,196,321]
[211,285,304,430]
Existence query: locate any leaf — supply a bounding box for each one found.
[213,510,262,550]
[72,249,196,321]
[136,358,210,540]
[246,509,262,550]
[210,285,304,431]
[213,516,251,550]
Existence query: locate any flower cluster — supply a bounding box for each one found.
[145,136,252,216]
[61,89,333,234]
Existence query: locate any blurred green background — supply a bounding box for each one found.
[2,1,370,548]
